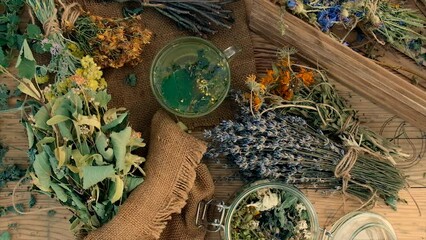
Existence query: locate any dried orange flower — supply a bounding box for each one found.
[296,68,315,86]
[66,14,153,69]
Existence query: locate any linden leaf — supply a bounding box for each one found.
[16,39,36,79]
[110,127,131,171]
[125,176,144,192]
[34,103,51,130]
[109,175,124,204]
[95,132,113,161]
[17,78,41,101]
[51,183,68,202]
[33,151,51,192]
[82,165,115,189]
[47,115,70,126]
[77,115,101,129]
[54,146,70,168]
[101,111,128,132]
[24,122,35,148]
[94,90,111,109]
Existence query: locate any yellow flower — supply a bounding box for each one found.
[35,75,49,84]
[87,79,99,91]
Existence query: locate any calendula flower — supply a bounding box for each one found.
[296,68,315,86]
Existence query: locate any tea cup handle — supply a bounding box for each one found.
[223,46,242,61]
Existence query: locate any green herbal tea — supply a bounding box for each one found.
[152,40,230,117]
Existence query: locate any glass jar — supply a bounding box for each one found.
[197,180,397,240]
[196,180,320,239]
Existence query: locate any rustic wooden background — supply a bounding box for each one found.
[1,0,426,239]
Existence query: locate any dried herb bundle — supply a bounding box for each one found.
[276,0,426,64]
[26,0,80,81]
[205,97,406,209]
[104,0,236,37]
[3,51,146,234]
[63,9,153,68]
[246,48,410,165]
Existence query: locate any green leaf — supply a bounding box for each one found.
[54,146,70,168]
[281,195,298,209]
[35,136,55,153]
[94,90,111,109]
[47,115,69,126]
[125,176,144,192]
[109,175,124,204]
[101,111,128,132]
[17,78,41,100]
[25,122,35,148]
[15,39,36,79]
[0,231,11,240]
[34,103,51,130]
[110,127,131,171]
[0,48,9,67]
[124,73,137,87]
[70,192,86,210]
[33,151,51,192]
[93,202,106,220]
[95,132,113,161]
[26,24,41,39]
[29,194,36,208]
[82,165,115,189]
[51,183,68,202]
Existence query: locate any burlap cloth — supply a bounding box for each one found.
[76,0,256,142]
[85,110,214,240]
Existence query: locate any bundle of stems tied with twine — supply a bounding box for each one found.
[100,0,236,37]
[205,49,409,210]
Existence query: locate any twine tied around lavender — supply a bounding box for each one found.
[335,136,392,210]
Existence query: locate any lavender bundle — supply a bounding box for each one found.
[205,95,406,209]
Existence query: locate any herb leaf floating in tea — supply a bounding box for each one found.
[205,93,406,209]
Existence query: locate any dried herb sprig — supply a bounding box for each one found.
[205,93,406,209]
[105,0,236,37]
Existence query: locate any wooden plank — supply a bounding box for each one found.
[249,0,426,131]
[0,183,74,240]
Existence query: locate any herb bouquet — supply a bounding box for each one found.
[3,52,146,234]
[61,2,153,69]
[205,50,407,209]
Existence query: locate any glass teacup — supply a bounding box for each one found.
[150,36,239,118]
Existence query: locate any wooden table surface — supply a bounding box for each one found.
[1,65,426,239]
[1,2,426,239]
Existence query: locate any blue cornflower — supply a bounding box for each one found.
[317,6,342,31]
[287,0,297,9]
